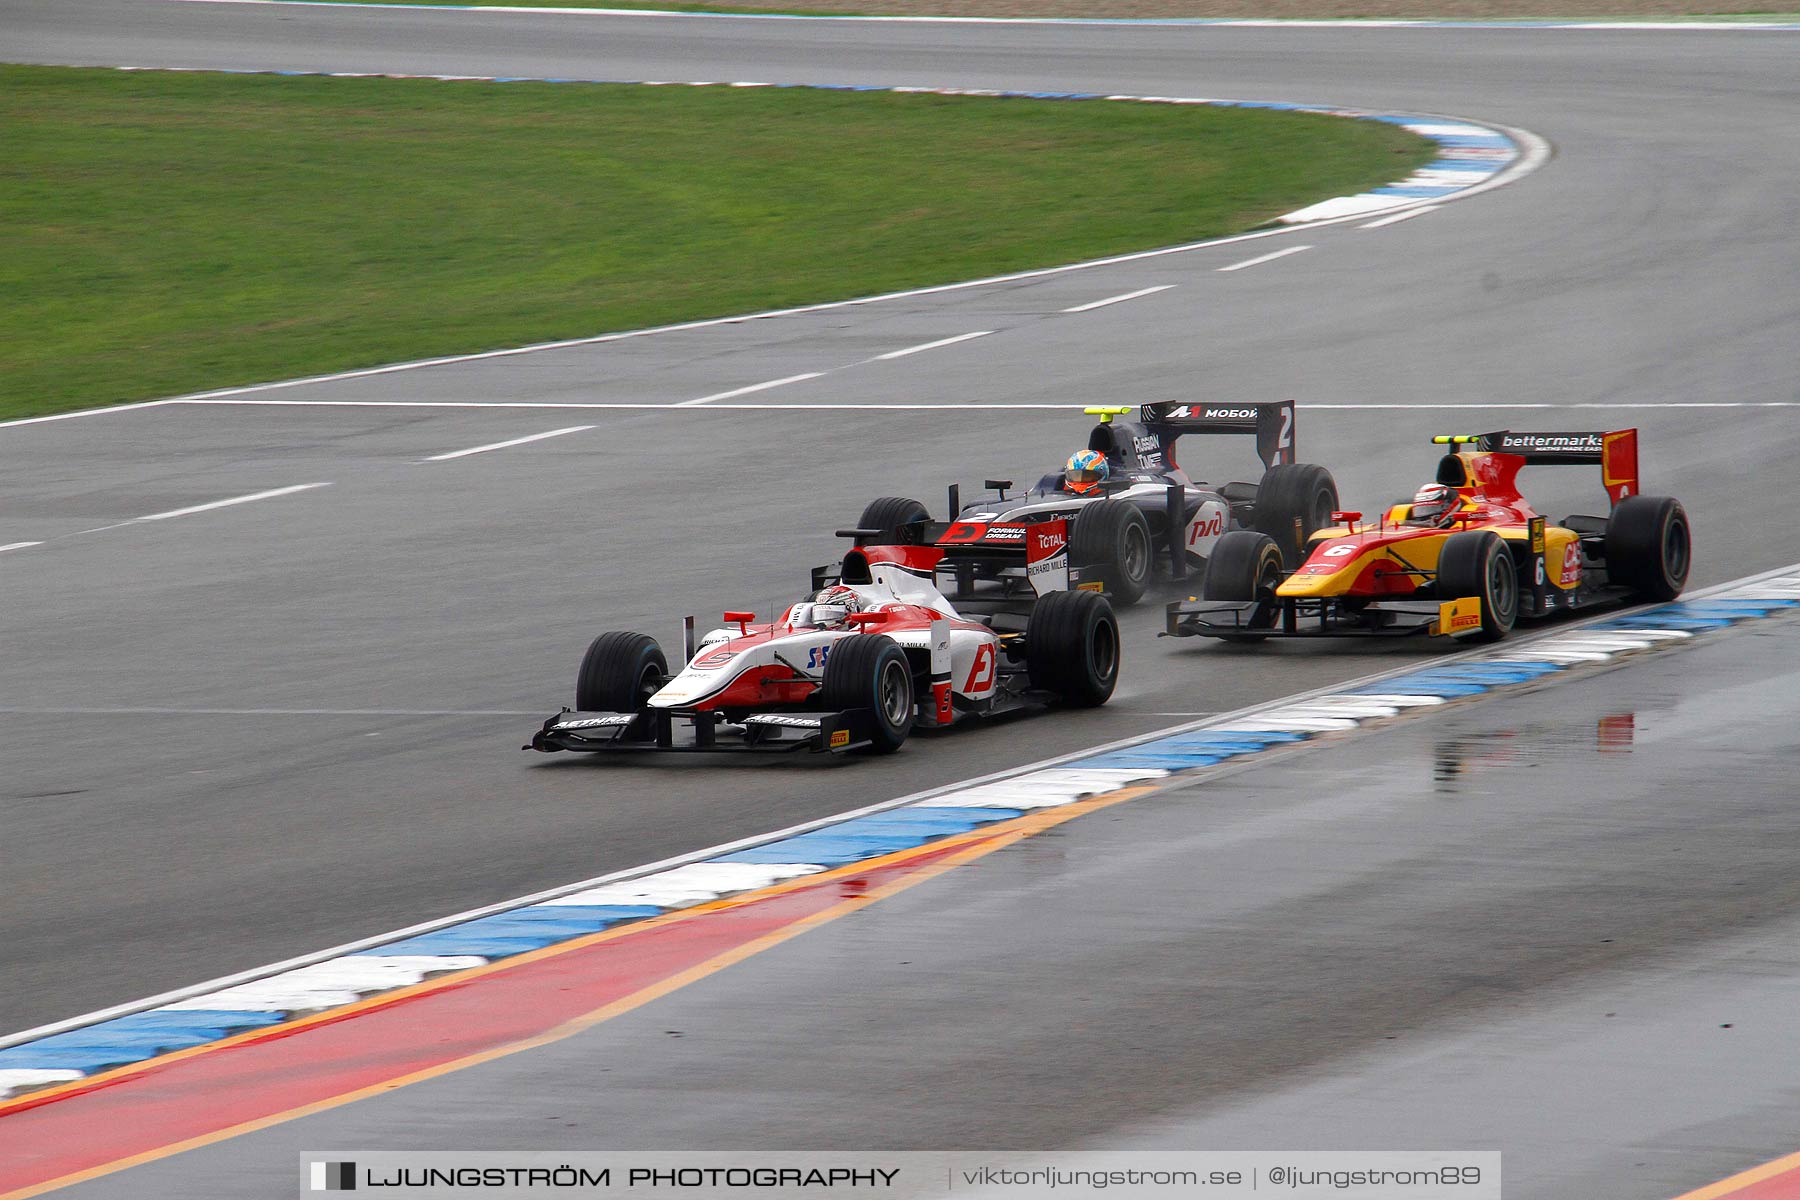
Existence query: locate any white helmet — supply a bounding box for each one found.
[790,586,865,630]
[1411,482,1455,526]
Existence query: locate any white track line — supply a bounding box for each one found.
[164,1,1800,27]
[1218,245,1313,272]
[0,542,44,554]
[135,483,331,522]
[675,372,824,407]
[1360,206,1439,229]
[874,331,993,361]
[169,399,1800,413]
[1061,285,1175,313]
[423,425,594,461]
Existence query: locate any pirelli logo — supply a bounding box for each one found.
[1436,597,1484,636]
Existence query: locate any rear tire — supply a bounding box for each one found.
[1069,499,1152,606]
[1252,463,1339,567]
[1436,530,1518,642]
[576,632,667,713]
[1201,530,1284,642]
[1605,495,1690,601]
[1024,590,1120,707]
[855,496,931,546]
[819,634,913,754]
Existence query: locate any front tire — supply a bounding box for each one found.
[576,632,668,712]
[1436,530,1518,642]
[855,496,931,546]
[1069,499,1153,606]
[819,634,913,754]
[1252,463,1339,567]
[1024,590,1120,707]
[1605,495,1690,601]
[1201,530,1284,642]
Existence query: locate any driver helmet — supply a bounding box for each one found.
[1064,449,1109,495]
[791,585,865,630]
[1410,482,1456,526]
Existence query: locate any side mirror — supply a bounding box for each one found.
[723,610,755,633]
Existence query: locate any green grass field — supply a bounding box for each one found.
[1,67,1433,419]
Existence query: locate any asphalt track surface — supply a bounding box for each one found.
[43,605,1800,1200]
[2,2,1799,1185]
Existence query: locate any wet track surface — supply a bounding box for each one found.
[46,604,1800,1200]
[2,3,1799,1193]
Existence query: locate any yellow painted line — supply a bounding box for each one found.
[2,786,1153,1199]
[1668,1148,1800,1200]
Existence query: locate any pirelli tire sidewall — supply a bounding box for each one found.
[1200,529,1284,642]
[1025,589,1120,707]
[820,633,913,753]
[1437,529,1518,642]
[576,632,668,718]
[1070,498,1152,606]
[1605,495,1691,602]
[855,496,932,547]
[1251,462,1340,567]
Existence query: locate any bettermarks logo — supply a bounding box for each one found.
[310,1162,357,1191]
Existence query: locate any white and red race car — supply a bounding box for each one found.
[528,521,1117,755]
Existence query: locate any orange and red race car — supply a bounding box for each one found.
[1166,427,1691,643]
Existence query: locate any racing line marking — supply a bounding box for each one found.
[1360,206,1439,229]
[1671,1148,1800,1200]
[0,788,1158,1200]
[167,1,1800,27]
[160,399,1800,413]
[423,425,595,461]
[675,372,825,407]
[1061,285,1175,313]
[0,543,44,554]
[873,331,993,360]
[135,482,331,522]
[1217,245,1313,272]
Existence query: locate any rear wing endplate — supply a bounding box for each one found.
[1139,400,1295,470]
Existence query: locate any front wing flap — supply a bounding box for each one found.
[1164,597,1452,639]
[527,707,877,754]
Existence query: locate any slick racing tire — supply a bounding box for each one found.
[1605,495,1690,602]
[576,632,668,719]
[1070,498,1152,606]
[819,634,913,754]
[854,496,931,547]
[1200,530,1284,643]
[1025,589,1120,707]
[1252,463,1340,568]
[1436,530,1518,642]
